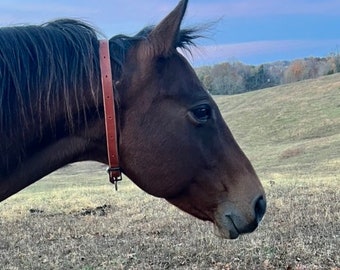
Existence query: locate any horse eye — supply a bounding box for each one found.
[189,104,212,124]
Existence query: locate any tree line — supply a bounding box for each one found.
[195,53,340,95]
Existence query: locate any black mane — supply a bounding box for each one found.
[0,20,101,141]
[0,19,199,167]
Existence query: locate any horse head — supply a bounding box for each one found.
[115,0,266,239]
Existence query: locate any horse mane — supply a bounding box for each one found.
[0,19,199,149]
[0,19,102,144]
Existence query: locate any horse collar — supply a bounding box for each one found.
[99,40,122,190]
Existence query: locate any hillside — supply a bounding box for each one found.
[214,73,340,180]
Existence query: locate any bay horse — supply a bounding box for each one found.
[0,0,266,239]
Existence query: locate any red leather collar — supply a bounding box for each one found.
[99,40,122,189]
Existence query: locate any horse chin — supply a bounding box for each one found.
[213,217,240,240]
[213,210,260,240]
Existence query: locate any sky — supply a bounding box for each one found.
[1,0,340,66]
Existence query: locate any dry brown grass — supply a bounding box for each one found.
[0,164,339,269]
[279,147,305,160]
[1,74,340,269]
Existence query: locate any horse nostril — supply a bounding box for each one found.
[254,196,266,223]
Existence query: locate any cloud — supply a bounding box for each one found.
[0,0,180,35]
[183,39,340,65]
[0,0,176,23]
[188,0,340,19]
[2,0,339,66]
[2,0,340,26]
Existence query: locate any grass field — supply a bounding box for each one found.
[1,74,339,269]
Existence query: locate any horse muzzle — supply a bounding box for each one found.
[214,195,267,239]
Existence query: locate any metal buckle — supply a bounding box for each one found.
[106,167,122,191]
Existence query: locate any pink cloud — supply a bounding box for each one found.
[180,39,340,65]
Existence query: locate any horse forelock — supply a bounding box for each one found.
[109,25,201,77]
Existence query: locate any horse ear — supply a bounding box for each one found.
[148,0,188,56]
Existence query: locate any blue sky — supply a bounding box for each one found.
[1,0,339,66]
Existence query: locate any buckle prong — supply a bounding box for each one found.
[106,167,122,191]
